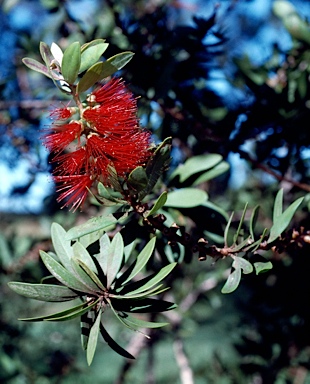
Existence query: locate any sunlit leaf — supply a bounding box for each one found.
[72,241,97,273]
[79,40,109,73]
[8,282,78,302]
[233,202,248,244]
[22,58,52,79]
[66,214,118,240]
[61,41,81,84]
[273,188,283,223]
[87,308,102,365]
[97,233,110,276]
[40,250,90,293]
[232,256,253,274]
[76,259,105,291]
[224,212,234,246]
[70,258,102,293]
[268,196,304,243]
[221,267,241,294]
[19,299,98,322]
[193,161,230,186]
[170,154,222,183]
[106,232,124,288]
[122,262,177,296]
[117,237,156,287]
[51,223,74,273]
[111,297,177,313]
[165,188,208,208]
[120,313,169,329]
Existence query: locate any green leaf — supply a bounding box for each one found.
[232,256,253,274]
[120,313,169,329]
[87,308,102,365]
[19,299,98,322]
[249,205,260,240]
[118,237,157,287]
[66,214,118,240]
[224,212,234,246]
[170,154,222,183]
[123,262,177,296]
[70,258,102,293]
[51,223,74,273]
[254,261,273,275]
[72,241,97,273]
[40,250,90,293]
[127,166,148,191]
[81,311,94,350]
[8,282,78,302]
[233,202,248,244]
[165,188,208,208]
[61,41,81,84]
[79,40,109,73]
[39,41,53,66]
[100,323,135,359]
[106,232,124,288]
[193,161,230,186]
[147,192,168,217]
[221,267,241,294]
[268,196,304,243]
[97,233,110,276]
[22,58,53,79]
[106,51,134,70]
[273,189,283,223]
[76,259,105,291]
[77,61,118,93]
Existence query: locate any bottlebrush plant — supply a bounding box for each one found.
[8,39,305,365]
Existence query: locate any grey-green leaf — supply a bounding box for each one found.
[121,314,169,329]
[61,41,81,84]
[170,154,222,183]
[193,161,230,186]
[87,308,102,365]
[106,51,134,70]
[165,188,208,208]
[51,223,74,272]
[66,214,118,240]
[120,237,156,286]
[72,241,97,273]
[232,256,253,274]
[124,262,177,296]
[40,250,90,293]
[221,267,242,294]
[273,188,283,223]
[8,282,78,302]
[22,58,52,79]
[79,40,109,73]
[147,192,168,217]
[254,261,273,275]
[77,61,117,93]
[268,196,304,243]
[106,232,124,288]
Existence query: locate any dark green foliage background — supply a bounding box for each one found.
[2,0,310,382]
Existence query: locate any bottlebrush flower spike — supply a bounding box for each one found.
[43,78,152,210]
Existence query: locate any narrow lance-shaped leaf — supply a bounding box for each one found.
[120,313,169,329]
[76,259,106,291]
[193,161,230,186]
[81,311,94,350]
[119,237,156,286]
[72,241,97,273]
[224,212,234,246]
[233,202,248,244]
[22,58,52,79]
[123,262,177,296]
[273,188,283,223]
[106,232,124,288]
[268,196,304,244]
[70,258,102,293]
[8,282,78,302]
[40,250,91,293]
[249,205,260,240]
[66,214,118,240]
[87,308,102,365]
[147,192,168,217]
[165,188,208,208]
[19,299,98,322]
[51,223,74,273]
[77,61,118,93]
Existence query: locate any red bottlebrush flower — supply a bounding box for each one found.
[44,77,152,211]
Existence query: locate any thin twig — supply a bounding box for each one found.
[173,337,194,384]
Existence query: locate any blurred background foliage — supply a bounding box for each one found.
[2,0,310,382]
